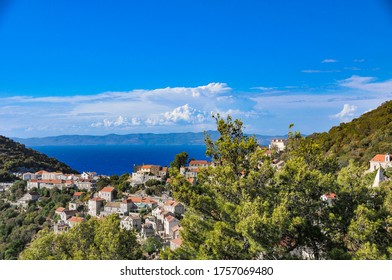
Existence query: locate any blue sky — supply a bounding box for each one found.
[1,0,392,137]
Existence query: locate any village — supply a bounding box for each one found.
[1,138,391,256]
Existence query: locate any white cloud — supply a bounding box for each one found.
[339,75,392,94]
[251,86,276,91]
[322,59,338,63]
[2,76,392,137]
[302,69,342,73]
[331,104,358,122]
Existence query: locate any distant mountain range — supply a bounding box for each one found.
[13,131,286,147]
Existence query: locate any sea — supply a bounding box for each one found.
[31,145,210,176]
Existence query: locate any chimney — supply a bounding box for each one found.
[386,154,390,163]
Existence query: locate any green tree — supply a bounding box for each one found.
[143,237,163,255]
[170,152,189,172]
[20,214,142,260]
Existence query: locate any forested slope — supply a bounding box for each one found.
[310,100,392,167]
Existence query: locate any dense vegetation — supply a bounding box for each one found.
[20,214,142,260]
[162,114,392,260]
[0,186,75,259]
[310,100,392,167]
[0,135,78,181]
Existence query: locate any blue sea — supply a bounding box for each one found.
[31,145,209,175]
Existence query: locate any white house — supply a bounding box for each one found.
[369,154,391,171]
[269,139,286,152]
[320,193,337,206]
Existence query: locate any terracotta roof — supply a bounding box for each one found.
[165,215,176,222]
[171,238,182,246]
[323,193,337,199]
[187,178,195,184]
[162,167,168,171]
[73,192,83,196]
[100,186,115,193]
[90,197,105,202]
[67,216,84,223]
[189,160,210,165]
[371,154,388,162]
[35,170,47,175]
[55,207,65,213]
[127,196,157,204]
[141,165,159,169]
[164,200,177,206]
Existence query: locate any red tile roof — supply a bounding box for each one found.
[100,186,115,193]
[67,216,85,223]
[189,160,210,165]
[323,193,337,199]
[90,197,105,202]
[165,215,176,222]
[371,154,388,162]
[141,165,159,169]
[55,207,65,213]
[127,196,157,204]
[164,200,179,207]
[73,192,83,196]
[171,238,182,246]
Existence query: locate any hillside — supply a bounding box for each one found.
[310,100,392,167]
[0,135,78,178]
[12,131,285,147]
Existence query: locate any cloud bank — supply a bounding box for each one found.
[1,76,392,137]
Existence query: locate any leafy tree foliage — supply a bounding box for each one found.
[0,135,78,174]
[170,152,189,172]
[20,214,142,260]
[164,114,392,260]
[0,187,74,259]
[310,100,392,167]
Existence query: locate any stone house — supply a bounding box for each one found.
[163,200,185,216]
[100,202,123,216]
[59,209,78,222]
[88,197,105,216]
[66,216,85,228]
[17,191,40,207]
[141,222,155,239]
[121,214,142,231]
[170,238,182,250]
[98,186,116,202]
[164,214,180,236]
